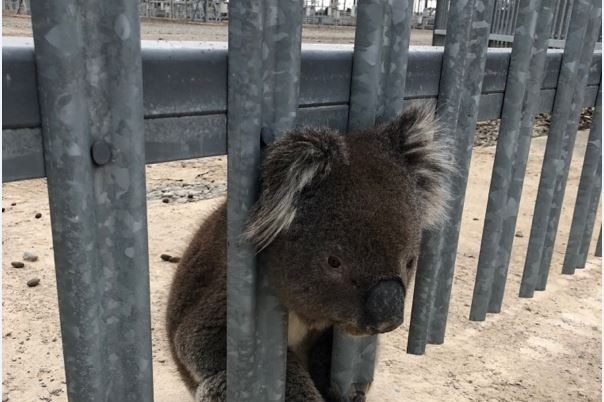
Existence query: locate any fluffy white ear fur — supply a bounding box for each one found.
[243,128,347,251]
[383,104,455,228]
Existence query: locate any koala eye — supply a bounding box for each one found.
[406,257,416,270]
[327,256,342,268]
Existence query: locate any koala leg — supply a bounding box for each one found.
[309,328,333,398]
[286,350,325,402]
[172,302,227,402]
[173,306,324,401]
[193,371,226,402]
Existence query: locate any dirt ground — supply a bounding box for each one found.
[2,126,601,402]
[2,14,433,45]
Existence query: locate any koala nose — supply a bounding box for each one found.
[364,278,404,333]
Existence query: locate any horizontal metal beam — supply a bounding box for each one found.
[3,39,602,182]
[4,38,602,129]
[434,28,603,48]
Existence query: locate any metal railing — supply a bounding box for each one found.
[3,0,29,14]
[433,0,602,48]
[2,0,602,400]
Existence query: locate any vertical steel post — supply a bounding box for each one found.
[511,0,521,35]
[470,0,543,322]
[226,0,303,400]
[576,162,602,267]
[551,0,561,38]
[432,0,449,45]
[333,0,413,393]
[498,0,507,34]
[502,0,511,35]
[29,1,154,401]
[493,0,502,34]
[434,0,448,30]
[258,0,304,397]
[347,0,386,131]
[335,0,385,390]
[562,85,602,274]
[535,2,601,289]
[330,335,378,400]
[426,0,495,345]
[408,0,477,355]
[487,0,556,313]
[559,0,573,40]
[226,3,265,399]
[519,0,599,297]
[379,0,413,122]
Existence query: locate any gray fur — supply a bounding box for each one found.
[381,104,454,228]
[167,105,452,401]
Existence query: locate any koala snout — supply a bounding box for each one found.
[364,278,404,334]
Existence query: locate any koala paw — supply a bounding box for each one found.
[194,372,226,402]
[349,390,366,402]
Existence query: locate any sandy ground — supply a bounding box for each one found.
[2,127,601,402]
[2,14,433,45]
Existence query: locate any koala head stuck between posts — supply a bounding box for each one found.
[244,105,453,337]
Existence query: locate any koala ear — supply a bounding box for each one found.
[243,128,347,251]
[382,104,454,228]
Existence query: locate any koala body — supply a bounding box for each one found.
[166,106,452,401]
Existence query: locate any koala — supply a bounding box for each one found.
[166,105,452,402]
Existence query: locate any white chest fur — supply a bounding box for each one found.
[288,312,310,358]
[287,313,328,368]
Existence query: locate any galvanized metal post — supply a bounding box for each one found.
[511,0,521,34]
[226,0,303,401]
[535,2,601,290]
[347,0,386,131]
[334,0,413,393]
[519,0,599,297]
[470,0,546,322]
[29,1,154,401]
[434,0,448,30]
[502,0,511,34]
[551,0,560,38]
[379,0,413,122]
[258,0,304,397]
[487,0,556,313]
[427,0,495,345]
[432,0,448,45]
[576,162,602,267]
[493,0,502,34]
[562,85,602,274]
[595,227,602,257]
[330,335,378,400]
[407,0,476,355]
[559,0,573,40]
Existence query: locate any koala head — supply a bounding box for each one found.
[244,105,453,336]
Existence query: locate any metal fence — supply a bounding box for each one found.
[433,0,602,48]
[137,0,227,21]
[3,0,29,14]
[1,0,602,400]
[488,0,576,47]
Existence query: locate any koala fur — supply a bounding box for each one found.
[166,105,453,401]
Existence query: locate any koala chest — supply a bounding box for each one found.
[287,313,323,368]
